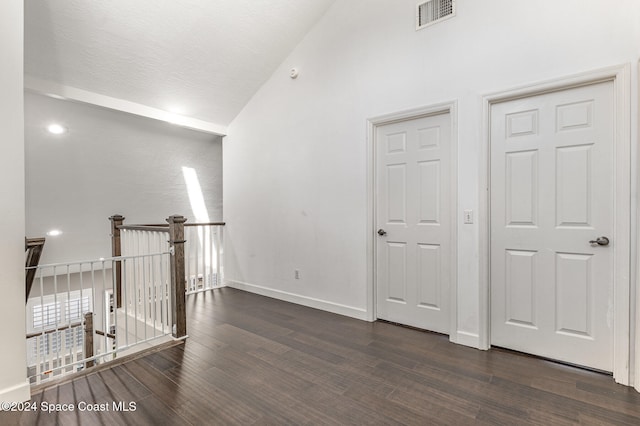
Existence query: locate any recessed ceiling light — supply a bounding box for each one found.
[166,114,187,126]
[46,229,62,237]
[47,124,67,135]
[165,106,188,125]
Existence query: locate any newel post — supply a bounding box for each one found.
[84,312,94,368]
[167,215,187,339]
[109,215,125,308]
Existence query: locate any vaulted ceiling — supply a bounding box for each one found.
[25,0,336,128]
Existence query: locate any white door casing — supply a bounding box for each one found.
[480,65,630,384]
[374,110,453,334]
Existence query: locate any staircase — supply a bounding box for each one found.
[25,237,45,302]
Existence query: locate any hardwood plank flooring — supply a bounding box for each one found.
[4,287,640,425]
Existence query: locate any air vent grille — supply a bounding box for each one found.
[417,0,455,30]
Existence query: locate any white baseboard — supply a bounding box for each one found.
[0,380,30,402]
[454,331,481,349]
[225,280,369,321]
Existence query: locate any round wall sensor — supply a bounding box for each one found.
[290,68,299,79]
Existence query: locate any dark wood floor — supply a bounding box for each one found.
[4,287,640,425]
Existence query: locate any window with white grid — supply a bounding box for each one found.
[32,302,61,330]
[30,327,84,361]
[27,290,93,366]
[66,297,91,323]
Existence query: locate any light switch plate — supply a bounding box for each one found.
[464,209,473,224]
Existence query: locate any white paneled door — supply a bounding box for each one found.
[376,112,451,334]
[490,81,614,371]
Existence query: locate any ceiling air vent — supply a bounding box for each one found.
[417,0,455,30]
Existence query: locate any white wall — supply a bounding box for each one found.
[0,1,30,403]
[25,93,223,265]
[224,0,640,344]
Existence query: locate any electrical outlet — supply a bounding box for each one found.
[294,269,300,280]
[464,209,473,224]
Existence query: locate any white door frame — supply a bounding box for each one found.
[479,64,631,384]
[367,101,458,341]
[636,59,640,393]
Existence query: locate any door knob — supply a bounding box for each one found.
[377,229,387,236]
[589,236,610,246]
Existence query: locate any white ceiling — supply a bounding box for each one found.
[25,0,336,127]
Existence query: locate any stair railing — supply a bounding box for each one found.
[25,237,46,302]
[111,214,224,340]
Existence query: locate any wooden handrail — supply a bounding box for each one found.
[25,237,46,303]
[95,329,116,339]
[26,323,115,340]
[26,237,46,249]
[117,222,225,230]
[26,321,83,339]
[117,225,170,232]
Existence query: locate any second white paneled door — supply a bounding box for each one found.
[376,112,451,334]
[490,81,615,371]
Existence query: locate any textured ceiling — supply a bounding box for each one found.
[25,0,336,126]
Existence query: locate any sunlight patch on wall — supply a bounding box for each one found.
[182,166,210,223]
[182,166,213,271]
